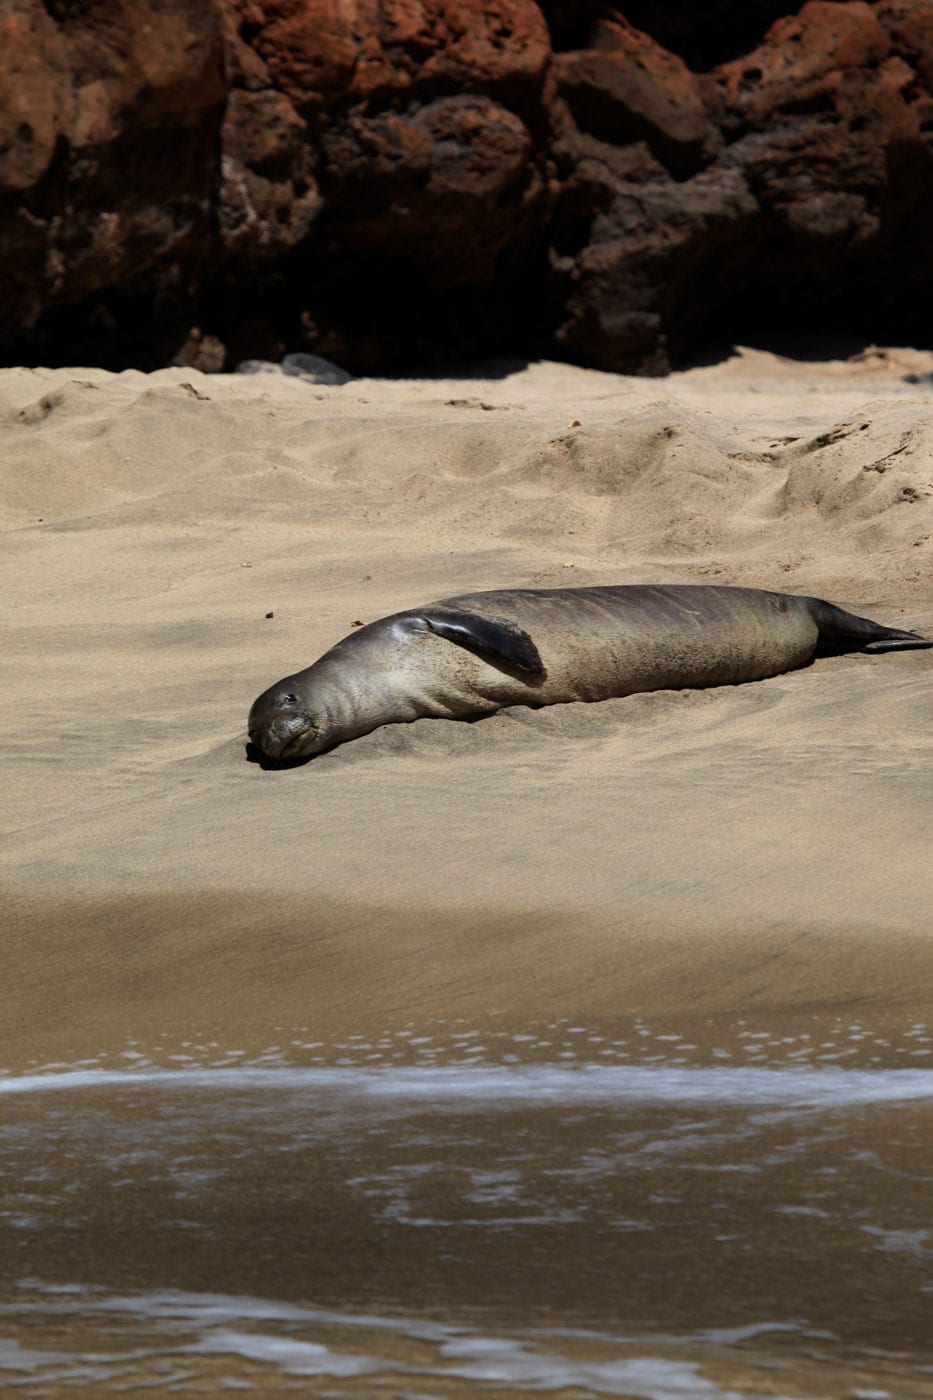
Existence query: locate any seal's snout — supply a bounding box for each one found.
[247,681,322,759]
[251,714,311,759]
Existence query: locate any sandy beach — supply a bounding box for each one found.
[3,347,931,1068]
[2,349,933,1395]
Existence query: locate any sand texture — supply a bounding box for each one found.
[2,348,932,1070]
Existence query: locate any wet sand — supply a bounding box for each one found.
[2,347,932,1394]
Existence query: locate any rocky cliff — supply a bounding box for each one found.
[2,0,932,372]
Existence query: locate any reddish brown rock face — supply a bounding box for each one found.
[553,15,714,177]
[240,0,550,110]
[549,0,933,371]
[318,95,543,282]
[2,1,933,372]
[219,88,321,265]
[0,0,226,360]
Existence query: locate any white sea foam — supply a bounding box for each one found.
[1,1062,932,1108]
[0,1285,809,1398]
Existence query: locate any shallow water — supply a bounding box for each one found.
[2,1019,933,1397]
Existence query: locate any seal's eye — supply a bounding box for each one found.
[281,693,298,704]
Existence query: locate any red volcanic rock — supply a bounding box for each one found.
[880,0,933,87]
[553,15,715,177]
[0,0,225,354]
[712,0,933,246]
[0,3,70,193]
[237,0,551,111]
[219,88,321,263]
[223,0,551,298]
[718,1,889,116]
[319,95,543,280]
[550,0,933,371]
[3,1,933,371]
[741,0,933,148]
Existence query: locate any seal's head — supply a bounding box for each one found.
[248,683,325,760]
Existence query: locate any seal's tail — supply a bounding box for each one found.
[807,598,932,652]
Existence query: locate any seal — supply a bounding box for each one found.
[247,584,930,760]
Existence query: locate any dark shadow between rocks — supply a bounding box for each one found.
[367,355,535,382]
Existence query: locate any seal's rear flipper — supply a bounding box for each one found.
[861,636,933,651]
[808,598,932,653]
[424,609,544,674]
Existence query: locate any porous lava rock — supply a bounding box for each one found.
[2,0,933,372]
[549,0,933,370]
[0,0,226,362]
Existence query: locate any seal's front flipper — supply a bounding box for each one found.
[424,609,544,675]
[808,598,932,653]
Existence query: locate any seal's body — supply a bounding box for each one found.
[247,584,929,760]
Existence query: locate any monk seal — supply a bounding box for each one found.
[247,584,929,760]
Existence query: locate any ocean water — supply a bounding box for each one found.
[2,1017,933,1397]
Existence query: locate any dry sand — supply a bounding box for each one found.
[2,346,932,1071]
